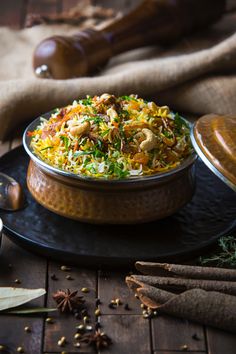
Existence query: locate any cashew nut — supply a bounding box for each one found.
[70,121,90,136]
[100,93,112,101]
[140,128,158,152]
[107,107,118,120]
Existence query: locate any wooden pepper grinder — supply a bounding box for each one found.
[33,0,226,80]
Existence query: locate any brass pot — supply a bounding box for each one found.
[23,115,196,224]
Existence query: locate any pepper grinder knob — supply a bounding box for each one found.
[33,0,225,80]
[34,29,112,79]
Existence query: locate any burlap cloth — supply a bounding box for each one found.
[0,11,236,140]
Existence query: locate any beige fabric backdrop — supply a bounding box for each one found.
[0,13,235,140]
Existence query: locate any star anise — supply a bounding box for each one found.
[52,289,85,313]
[80,331,112,350]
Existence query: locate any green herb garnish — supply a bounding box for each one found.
[174,113,188,133]
[83,116,103,125]
[108,161,129,179]
[74,151,94,157]
[120,95,138,102]
[79,95,92,106]
[40,146,53,151]
[60,136,70,150]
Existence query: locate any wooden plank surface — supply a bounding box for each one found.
[0,1,236,353]
[151,315,206,352]
[0,237,46,354]
[44,263,97,353]
[101,315,151,354]
[206,327,236,354]
[98,270,141,315]
[0,0,26,28]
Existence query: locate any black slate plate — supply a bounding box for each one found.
[0,146,236,268]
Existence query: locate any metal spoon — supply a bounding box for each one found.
[0,172,25,211]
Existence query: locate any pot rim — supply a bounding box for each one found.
[23,113,197,186]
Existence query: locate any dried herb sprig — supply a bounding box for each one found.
[53,289,85,313]
[199,236,236,267]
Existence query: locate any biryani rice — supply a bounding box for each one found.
[29,94,192,179]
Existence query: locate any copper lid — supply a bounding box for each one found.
[191,114,236,192]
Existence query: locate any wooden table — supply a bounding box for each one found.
[0,1,236,353]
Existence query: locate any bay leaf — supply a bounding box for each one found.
[5,307,57,314]
[0,287,46,311]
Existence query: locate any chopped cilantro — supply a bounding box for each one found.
[60,136,70,150]
[120,95,138,102]
[163,130,173,138]
[40,146,53,151]
[86,163,97,174]
[74,150,94,157]
[84,116,103,124]
[93,148,105,158]
[113,138,121,151]
[174,113,188,133]
[79,95,92,106]
[108,161,129,179]
[101,129,110,137]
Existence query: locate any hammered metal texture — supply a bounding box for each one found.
[0,147,235,267]
[27,160,195,224]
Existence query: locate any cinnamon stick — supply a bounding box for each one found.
[137,285,236,333]
[135,262,236,281]
[126,275,236,296]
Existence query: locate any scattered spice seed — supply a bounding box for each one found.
[81,309,88,316]
[14,279,21,284]
[95,309,101,317]
[85,325,93,331]
[61,352,68,354]
[51,274,58,281]
[83,316,89,323]
[140,303,146,309]
[96,298,101,306]
[143,314,150,319]
[74,333,81,340]
[95,322,101,331]
[73,311,80,319]
[142,310,151,319]
[135,293,139,299]
[60,265,71,271]
[58,336,66,347]
[45,317,54,324]
[53,289,85,313]
[24,326,31,333]
[81,287,89,293]
[192,333,201,341]
[73,342,81,348]
[124,303,131,311]
[76,324,85,332]
[108,303,116,309]
[115,298,122,306]
[0,345,6,351]
[17,347,24,353]
[65,275,73,280]
[180,344,188,351]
